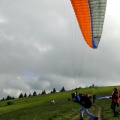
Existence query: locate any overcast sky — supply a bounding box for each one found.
[0,0,120,99]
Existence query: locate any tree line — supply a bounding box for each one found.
[0,86,66,101]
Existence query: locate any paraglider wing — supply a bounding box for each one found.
[70,0,107,49]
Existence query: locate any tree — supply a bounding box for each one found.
[28,93,32,97]
[19,93,23,98]
[50,88,56,93]
[6,95,12,100]
[41,90,46,95]
[33,91,37,96]
[60,86,65,92]
[89,84,95,88]
[53,88,56,93]
[24,93,27,97]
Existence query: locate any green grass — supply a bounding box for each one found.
[0,86,120,120]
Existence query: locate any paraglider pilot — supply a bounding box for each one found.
[71,93,98,120]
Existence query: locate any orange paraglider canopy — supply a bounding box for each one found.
[70,0,107,48]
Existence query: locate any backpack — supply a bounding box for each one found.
[79,95,92,108]
[74,95,80,102]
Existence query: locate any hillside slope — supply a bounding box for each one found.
[0,86,120,120]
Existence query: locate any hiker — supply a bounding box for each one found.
[111,87,119,117]
[71,93,76,101]
[72,93,98,120]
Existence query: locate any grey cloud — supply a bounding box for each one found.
[0,0,120,99]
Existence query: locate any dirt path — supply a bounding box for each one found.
[70,114,79,120]
[97,106,102,120]
[84,106,102,120]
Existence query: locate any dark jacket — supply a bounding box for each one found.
[74,94,92,108]
[112,91,119,103]
[79,95,92,108]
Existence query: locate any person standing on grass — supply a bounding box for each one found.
[72,93,98,120]
[111,87,119,117]
[71,92,76,101]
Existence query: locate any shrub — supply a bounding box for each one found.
[7,100,14,105]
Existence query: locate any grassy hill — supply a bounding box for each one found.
[0,86,120,120]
